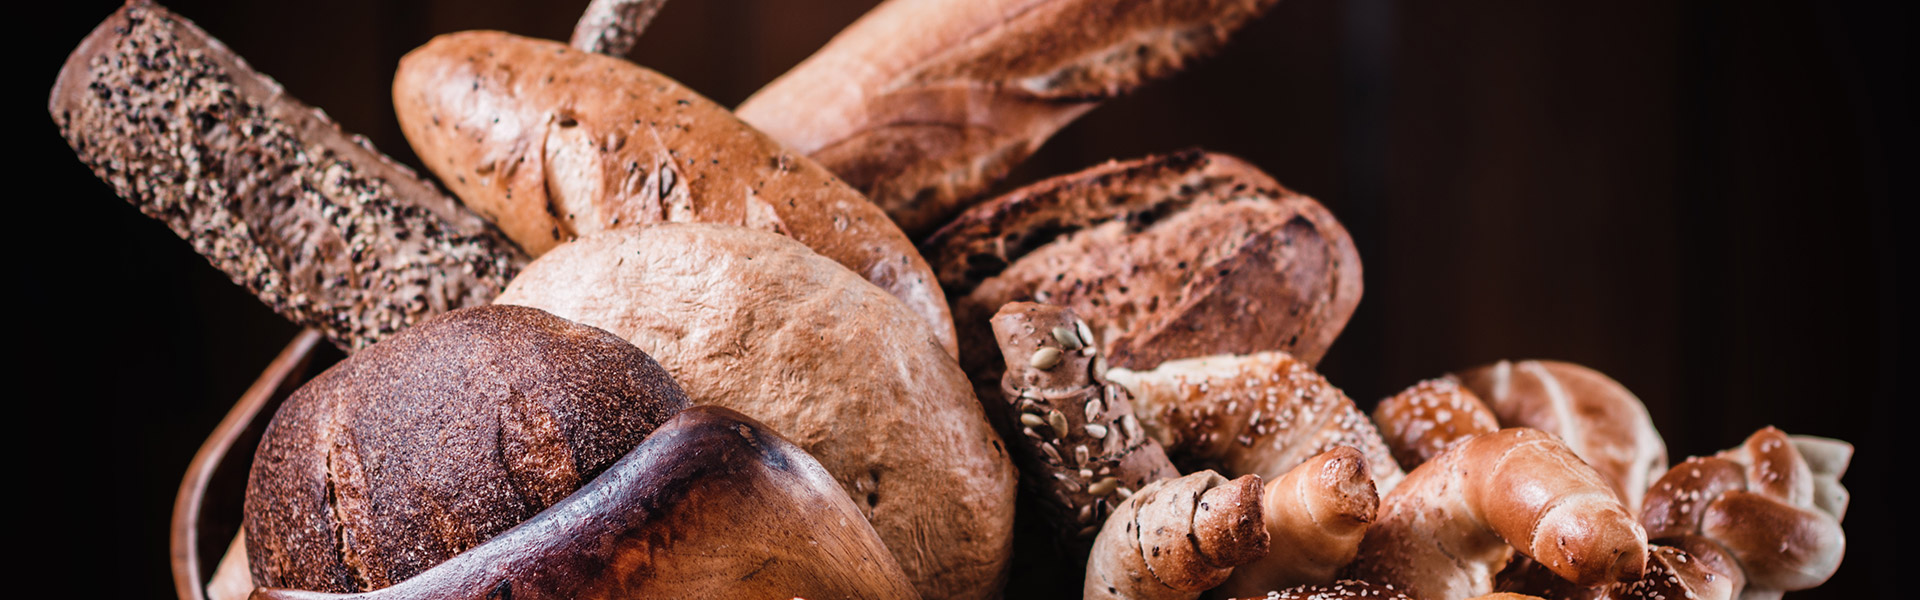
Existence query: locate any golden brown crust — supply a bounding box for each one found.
[1221,580,1416,600]
[990,302,1180,541]
[393,30,956,356]
[1218,446,1379,597]
[1085,471,1268,600]
[738,0,1283,235]
[493,224,1014,600]
[1455,360,1667,514]
[243,305,690,592]
[1639,427,1848,594]
[1373,377,1500,472]
[1106,352,1404,493]
[1350,428,1648,600]
[51,3,526,352]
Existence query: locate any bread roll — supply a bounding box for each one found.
[392,30,956,356]
[1455,360,1666,514]
[249,406,920,600]
[494,224,1015,600]
[243,305,689,592]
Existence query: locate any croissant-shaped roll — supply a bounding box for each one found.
[1350,428,1649,600]
[1086,471,1269,600]
[1454,360,1666,514]
[1106,352,1403,492]
[1216,446,1379,597]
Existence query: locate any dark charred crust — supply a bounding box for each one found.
[244,306,690,592]
[50,4,528,352]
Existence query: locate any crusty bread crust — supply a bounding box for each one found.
[927,152,1361,421]
[739,0,1283,235]
[243,305,689,592]
[50,3,527,352]
[393,31,956,356]
[495,224,1015,600]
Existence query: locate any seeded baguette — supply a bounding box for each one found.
[738,0,1283,235]
[50,2,526,352]
[990,302,1180,541]
[393,30,957,356]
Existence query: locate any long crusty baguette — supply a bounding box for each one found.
[1349,428,1648,600]
[738,0,1283,236]
[392,30,957,356]
[50,2,526,352]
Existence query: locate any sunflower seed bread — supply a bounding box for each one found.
[50,2,527,352]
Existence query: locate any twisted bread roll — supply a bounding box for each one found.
[990,302,1179,540]
[1454,360,1666,514]
[1350,428,1648,600]
[1086,471,1268,600]
[738,0,1284,235]
[1216,446,1380,597]
[1105,351,1403,492]
[1372,377,1500,472]
[1640,427,1848,597]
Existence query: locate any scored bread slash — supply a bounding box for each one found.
[991,301,1178,543]
[49,2,526,352]
[738,0,1285,236]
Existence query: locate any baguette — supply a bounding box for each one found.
[50,2,527,352]
[738,0,1283,235]
[393,30,957,355]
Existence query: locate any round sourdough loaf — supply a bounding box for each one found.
[495,223,1017,600]
[242,305,689,592]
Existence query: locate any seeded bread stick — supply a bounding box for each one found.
[50,2,526,352]
[990,302,1179,541]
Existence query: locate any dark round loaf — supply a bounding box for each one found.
[242,305,690,592]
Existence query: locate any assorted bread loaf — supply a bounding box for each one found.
[493,224,1016,600]
[50,2,1857,600]
[391,30,958,357]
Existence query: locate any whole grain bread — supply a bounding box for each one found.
[494,224,1016,600]
[242,305,689,592]
[50,3,527,352]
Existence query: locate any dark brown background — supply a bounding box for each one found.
[24,0,1904,597]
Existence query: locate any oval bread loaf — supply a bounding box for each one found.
[243,305,690,592]
[495,223,1016,600]
[393,30,956,356]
